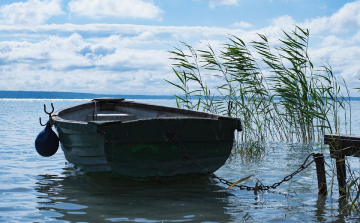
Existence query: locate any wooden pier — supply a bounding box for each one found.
[324,134,360,196]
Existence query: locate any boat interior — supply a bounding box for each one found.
[57,99,218,123]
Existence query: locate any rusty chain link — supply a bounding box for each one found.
[167,131,315,191]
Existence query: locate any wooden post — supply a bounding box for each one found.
[313,153,327,195]
[336,154,346,196]
[323,134,360,197]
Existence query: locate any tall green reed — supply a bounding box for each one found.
[166,26,349,155]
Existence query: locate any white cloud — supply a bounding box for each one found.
[0,23,249,44]
[1,1,360,95]
[250,15,297,44]
[0,31,176,94]
[233,21,253,28]
[351,30,360,43]
[0,0,63,25]
[68,0,162,19]
[269,15,296,30]
[208,0,238,8]
[305,0,360,34]
[327,0,360,32]
[320,35,344,48]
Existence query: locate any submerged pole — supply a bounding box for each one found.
[313,153,327,196]
[336,154,346,196]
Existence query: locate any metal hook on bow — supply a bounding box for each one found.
[39,117,47,126]
[39,103,54,126]
[44,103,54,115]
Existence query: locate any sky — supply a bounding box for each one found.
[0,0,359,95]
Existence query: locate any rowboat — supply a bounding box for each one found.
[48,98,241,179]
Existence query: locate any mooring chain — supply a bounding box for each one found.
[261,152,315,190]
[167,130,316,191]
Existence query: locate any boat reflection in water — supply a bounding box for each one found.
[34,167,236,222]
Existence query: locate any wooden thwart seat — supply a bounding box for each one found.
[87,113,136,122]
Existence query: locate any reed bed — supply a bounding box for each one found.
[167,26,349,155]
[167,26,360,213]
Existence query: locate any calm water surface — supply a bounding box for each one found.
[1,99,360,222]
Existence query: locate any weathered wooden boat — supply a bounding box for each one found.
[48,98,241,179]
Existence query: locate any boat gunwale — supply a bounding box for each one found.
[51,99,241,126]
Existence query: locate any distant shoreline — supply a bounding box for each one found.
[0,91,173,99]
[2,90,360,101]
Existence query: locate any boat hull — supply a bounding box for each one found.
[100,118,235,178]
[52,99,241,179]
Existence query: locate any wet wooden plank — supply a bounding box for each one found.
[324,134,360,158]
[323,134,359,196]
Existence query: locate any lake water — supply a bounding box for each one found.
[1,99,360,222]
